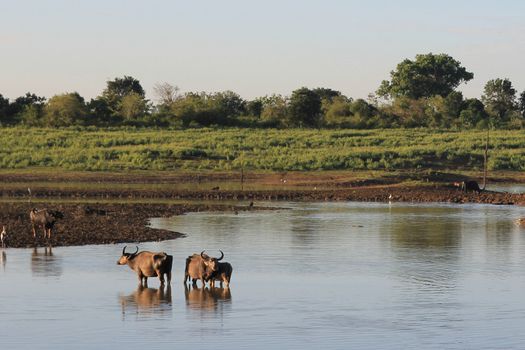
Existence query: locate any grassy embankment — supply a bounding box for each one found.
[1,127,524,175]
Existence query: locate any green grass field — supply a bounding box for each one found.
[0,127,523,172]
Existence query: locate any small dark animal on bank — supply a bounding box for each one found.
[211,186,220,191]
[117,246,173,286]
[30,208,64,239]
[454,180,481,193]
[184,250,224,287]
[208,261,233,288]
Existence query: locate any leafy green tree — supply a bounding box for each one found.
[312,88,341,103]
[87,97,114,125]
[377,53,474,99]
[246,99,263,118]
[209,91,246,119]
[458,98,488,129]
[425,91,464,127]
[120,92,149,122]
[0,94,11,124]
[260,94,288,127]
[43,92,87,127]
[288,87,322,127]
[386,97,428,128]
[519,91,525,118]
[13,93,46,125]
[481,78,517,124]
[323,96,352,127]
[101,76,145,116]
[347,99,377,128]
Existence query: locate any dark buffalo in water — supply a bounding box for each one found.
[208,262,233,288]
[117,246,173,286]
[30,208,64,239]
[184,250,224,287]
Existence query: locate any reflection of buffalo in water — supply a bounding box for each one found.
[31,246,62,277]
[120,284,172,317]
[1,251,6,271]
[184,284,232,312]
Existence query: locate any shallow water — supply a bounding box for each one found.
[1,202,525,349]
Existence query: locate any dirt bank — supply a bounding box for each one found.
[0,202,256,248]
[1,171,524,248]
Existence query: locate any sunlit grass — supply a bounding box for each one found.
[0,127,523,171]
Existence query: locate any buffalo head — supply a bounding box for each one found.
[117,246,139,265]
[200,250,224,272]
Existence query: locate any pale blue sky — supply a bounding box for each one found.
[1,0,524,101]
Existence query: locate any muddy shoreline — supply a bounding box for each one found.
[1,171,524,248]
[0,203,260,249]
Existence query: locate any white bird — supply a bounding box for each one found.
[28,187,32,196]
[1,226,6,247]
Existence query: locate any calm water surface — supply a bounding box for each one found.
[1,202,525,349]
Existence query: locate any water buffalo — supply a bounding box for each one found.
[30,208,64,239]
[184,250,224,287]
[454,180,481,193]
[117,246,173,286]
[208,262,233,288]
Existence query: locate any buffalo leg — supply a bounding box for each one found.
[166,272,172,284]
[32,225,36,238]
[157,269,165,285]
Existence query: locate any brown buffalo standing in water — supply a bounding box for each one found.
[117,246,173,286]
[184,250,224,287]
[30,208,64,239]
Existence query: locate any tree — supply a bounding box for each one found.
[87,97,113,125]
[209,91,246,119]
[481,78,517,124]
[120,92,149,122]
[519,91,525,118]
[323,96,352,127]
[101,76,145,114]
[287,87,322,127]
[260,95,288,127]
[312,88,341,103]
[458,98,488,129]
[13,93,46,125]
[43,92,87,127]
[377,53,474,99]
[153,82,180,107]
[246,99,263,118]
[0,94,11,124]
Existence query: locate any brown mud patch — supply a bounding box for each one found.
[3,185,525,206]
[0,202,260,248]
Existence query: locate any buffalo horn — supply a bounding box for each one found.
[133,246,139,255]
[217,250,224,261]
[122,245,127,255]
[200,250,206,259]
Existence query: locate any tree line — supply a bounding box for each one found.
[1,53,524,129]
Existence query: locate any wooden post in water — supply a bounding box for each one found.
[241,165,244,191]
[482,126,489,191]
